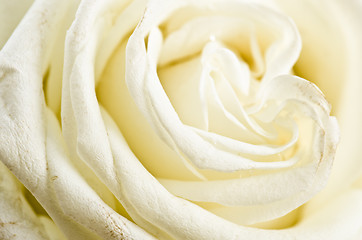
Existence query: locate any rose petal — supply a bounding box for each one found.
[0,162,53,240]
[0,1,156,239]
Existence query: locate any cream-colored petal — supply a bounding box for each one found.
[47,109,156,240]
[269,0,362,217]
[97,40,203,181]
[123,0,339,232]
[0,0,155,239]
[62,0,146,212]
[0,0,353,239]
[285,189,362,240]
[0,162,52,240]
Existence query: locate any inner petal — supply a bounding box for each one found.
[159,46,264,144]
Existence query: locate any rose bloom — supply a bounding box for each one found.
[0,0,361,239]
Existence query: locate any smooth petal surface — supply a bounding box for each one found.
[1,0,360,239]
[0,0,156,239]
[257,0,362,220]
[124,0,339,226]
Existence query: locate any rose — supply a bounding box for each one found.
[0,0,360,238]
[0,0,361,239]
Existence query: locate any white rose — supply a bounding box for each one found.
[0,0,361,239]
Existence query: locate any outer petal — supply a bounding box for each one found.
[0,0,156,239]
[309,0,362,211]
[0,162,55,240]
[1,0,359,239]
[269,0,362,214]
